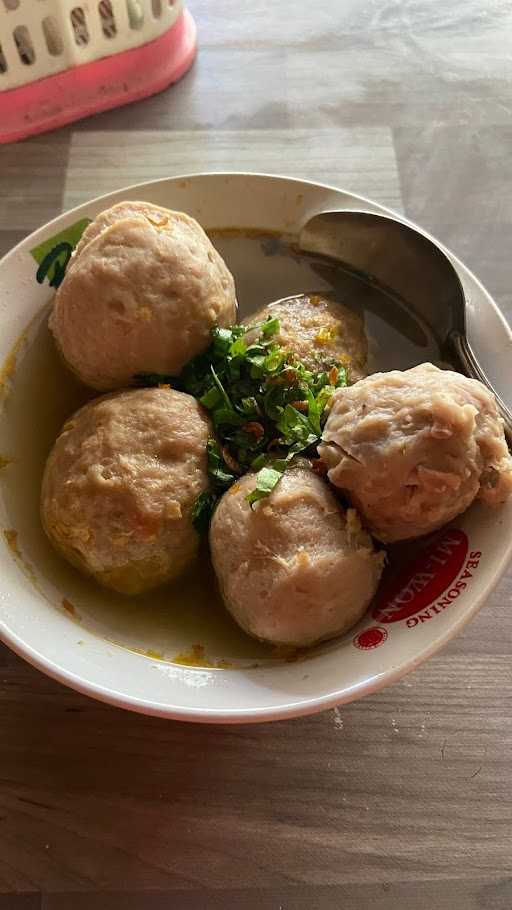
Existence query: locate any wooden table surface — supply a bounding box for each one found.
[1,2,512,908]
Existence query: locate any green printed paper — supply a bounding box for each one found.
[30,218,91,288]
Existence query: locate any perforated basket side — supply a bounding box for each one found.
[0,0,182,91]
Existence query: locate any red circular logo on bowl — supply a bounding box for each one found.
[353,627,388,650]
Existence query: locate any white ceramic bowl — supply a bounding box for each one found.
[1,173,511,723]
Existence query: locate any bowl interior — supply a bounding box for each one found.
[0,173,511,722]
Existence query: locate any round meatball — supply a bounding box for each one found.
[41,387,211,594]
[319,363,512,543]
[50,202,237,390]
[210,463,384,647]
[243,293,367,382]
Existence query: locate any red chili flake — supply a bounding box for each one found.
[221,446,241,474]
[311,458,328,477]
[243,421,265,440]
[290,400,308,412]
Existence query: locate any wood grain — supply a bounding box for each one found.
[0,0,512,906]
[0,135,69,232]
[63,128,403,212]
[1,631,512,900]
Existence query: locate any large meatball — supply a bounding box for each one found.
[243,293,367,382]
[210,463,384,647]
[50,202,237,390]
[41,387,210,594]
[319,363,512,543]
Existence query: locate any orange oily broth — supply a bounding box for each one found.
[0,230,441,668]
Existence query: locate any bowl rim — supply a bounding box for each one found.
[1,170,511,723]
[2,549,510,725]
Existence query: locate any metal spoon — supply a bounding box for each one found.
[299,209,512,442]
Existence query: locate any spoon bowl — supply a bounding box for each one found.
[299,210,512,441]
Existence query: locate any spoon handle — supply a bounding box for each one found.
[451,332,512,445]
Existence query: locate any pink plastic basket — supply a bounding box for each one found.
[0,0,197,143]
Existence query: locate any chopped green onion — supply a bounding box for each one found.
[246,466,283,507]
[136,316,348,529]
